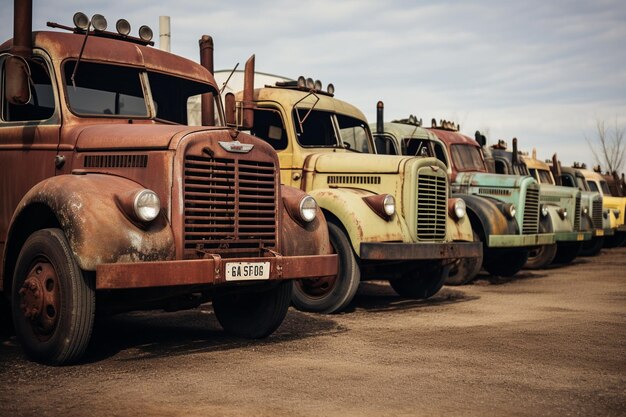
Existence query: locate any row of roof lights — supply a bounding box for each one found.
[296,76,335,95]
[72,12,153,41]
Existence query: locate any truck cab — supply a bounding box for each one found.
[491,145,592,267]
[224,77,481,313]
[0,3,337,364]
[373,114,554,284]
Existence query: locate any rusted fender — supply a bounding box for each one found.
[7,174,175,272]
[307,188,409,257]
[280,185,333,257]
[455,194,519,239]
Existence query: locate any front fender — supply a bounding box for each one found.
[308,188,409,257]
[280,185,333,256]
[542,205,574,233]
[456,194,518,239]
[7,174,175,272]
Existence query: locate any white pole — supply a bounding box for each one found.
[159,16,170,52]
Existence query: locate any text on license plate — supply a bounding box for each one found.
[225,262,271,281]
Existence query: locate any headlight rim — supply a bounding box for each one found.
[133,189,161,222]
[298,195,318,223]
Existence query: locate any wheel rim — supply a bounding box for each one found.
[295,275,339,298]
[18,260,60,341]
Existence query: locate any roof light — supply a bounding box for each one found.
[138,25,153,41]
[306,77,314,89]
[327,83,335,94]
[116,19,131,36]
[297,76,306,88]
[91,14,107,31]
[314,79,322,90]
[73,12,89,30]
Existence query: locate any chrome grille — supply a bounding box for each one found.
[574,195,581,231]
[416,174,447,240]
[592,199,603,229]
[523,187,540,234]
[183,155,276,256]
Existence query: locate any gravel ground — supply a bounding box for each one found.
[1,247,625,417]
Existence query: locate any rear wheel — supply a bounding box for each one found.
[484,247,529,276]
[291,222,360,314]
[580,237,604,256]
[213,281,292,339]
[11,229,95,365]
[552,242,582,265]
[446,232,483,286]
[389,263,447,299]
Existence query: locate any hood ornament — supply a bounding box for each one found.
[218,140,254,153]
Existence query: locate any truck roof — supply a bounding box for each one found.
[1,31,215,87]
[428,128,480,147]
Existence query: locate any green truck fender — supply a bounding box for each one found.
[541,204,575,234]
[3,174,175,290]
[453,194,519,240]
[307,188,410,257]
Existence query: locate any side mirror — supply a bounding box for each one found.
[4,56,31,105]
[224,92,236,127]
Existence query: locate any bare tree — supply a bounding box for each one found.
[586,119,625,174]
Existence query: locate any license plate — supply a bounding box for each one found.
[225,262,270,281]
[596,230,604,236]
[576,233,584,241]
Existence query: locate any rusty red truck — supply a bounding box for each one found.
[0,1,337,364]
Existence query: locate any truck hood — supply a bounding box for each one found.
[454,172,532,189]
[70,124,228,151]
[304,152,406,174]
[538,184,579,200]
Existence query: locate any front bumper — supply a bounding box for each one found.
[554,231,593,242]
[487,233,555,248]
[618,224,626,232]
[96,254,338,290]
[595,228,614,237]
[359,241,482,261]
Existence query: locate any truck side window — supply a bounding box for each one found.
[251,108,288,150]
[2,57,55,122]
[587,181,599,192]
[560,174,576,188]
[374,135,398,155]
[433,143,448,167]
[336,113,371,153]
[149,71,214,125]
[494,158,509,174]
[294,109,337,147]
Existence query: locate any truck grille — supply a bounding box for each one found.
[592,199,603,229]
[574,195,581,231]
[523,187,540,234]
[183,155,276,256]
[416,173,446,240]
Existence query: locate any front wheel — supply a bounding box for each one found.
[580,237,604,256]
[552,242,582,265]
[291,222,360,314]
[446,232,483,286]
[213,281,292,339]
[389,263,447,299]
[11,229,95,365]
[484,247,529,276]
[524,243,557,269]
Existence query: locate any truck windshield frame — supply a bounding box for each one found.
[450,144,486,172]
[293,108,373,153]
[63,60,218,125]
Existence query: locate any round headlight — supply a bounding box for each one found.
[541,204,549,217]
[139,25,154,41]
[454,198,466,219]
[299,195,317,223]
[383,194,396,217]
[73,12,89,30]
[557,207,568,220]
[582,206,589,215]
[613,209,621,218]
[116,19,131,36]
[91,14,107,31]
[503,203,516,219]
[134,189,160,222]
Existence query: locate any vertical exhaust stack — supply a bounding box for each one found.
[376,101,384,134]
[199,35,215,126]
[512,138,519,165]
[551,153,562,185]
[6,0,32,105]
[241,55,255,130]
[159,16,171,52]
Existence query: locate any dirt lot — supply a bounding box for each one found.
[1,247,625,417]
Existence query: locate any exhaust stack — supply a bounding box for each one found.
[551,153,562,185]
[241,55,255,130]
[199,35,215,126]
[376,101,384,134]
[512,138,519,165]
[6,0,32,105]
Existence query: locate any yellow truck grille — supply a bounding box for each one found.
[183,155,277,256]
[523,187,540,234]
[416,174,446,240]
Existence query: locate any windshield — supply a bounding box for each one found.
[294,108,373,153]
[450,144,485,171]
[374,134,399,155]
[530,168,554,184]
[64,61,215,124]
[599,180,611,195]
[587,181,599,192]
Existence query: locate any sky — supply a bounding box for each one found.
[1,0,625,168]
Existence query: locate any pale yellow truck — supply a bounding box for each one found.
[211,72,481,313]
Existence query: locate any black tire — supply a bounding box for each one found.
[446,232,483,286]
[389,263,447,299]
[213,281,292,339]
[484,247,530,276]
[11,229,95,365]
[579,237,604,256]
[523,243,557,269]
[552,242,582,265]
[291,222,360,314]
[604,232,626,248]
